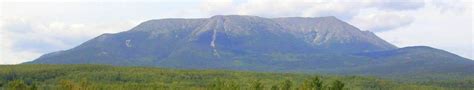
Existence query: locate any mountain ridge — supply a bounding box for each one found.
[26,15,473,76]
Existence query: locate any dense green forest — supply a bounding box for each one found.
[0,64,472,90]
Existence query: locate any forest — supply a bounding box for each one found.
[0,64,473,90]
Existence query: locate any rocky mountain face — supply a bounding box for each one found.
[26,15,473,75]
[276,17,397,52]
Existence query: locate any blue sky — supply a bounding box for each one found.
[0,0,472,64]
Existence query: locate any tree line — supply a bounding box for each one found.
[0,64,470,90]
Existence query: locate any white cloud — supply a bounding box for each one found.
[3,0,198,2]
[200,0,236,15]
[430,0,471,13]
[231,0,365,19]
[350,11,414,32]
[301,2,361,19]
[376,1,472,59]
[0,17,41,64]
[367,0,425,11]
[0,16,140,64]
[235,0,313,17]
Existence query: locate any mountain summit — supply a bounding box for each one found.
[27,15,473,75]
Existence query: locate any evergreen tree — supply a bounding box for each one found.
[280,79,293,90]
[59,80,76,90]
[79,79,90,90]
[224,80,239,90]
[330,80,344,90]
[300,76,323,90]
[311,77,324,90]
[29,83,37,90]
[271,85,279,90]
[5,69,17,81]
[250,80,264,90]
[210,78,225,90]
[7,80,27,90]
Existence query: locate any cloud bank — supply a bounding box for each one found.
[0,16,139,64]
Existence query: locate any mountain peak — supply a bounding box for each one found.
[401,46,435,50]
[210,15,262,20]
[318,16,341,21]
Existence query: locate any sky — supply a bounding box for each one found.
[0,0,472,64]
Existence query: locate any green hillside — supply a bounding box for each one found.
[1,64,472,90]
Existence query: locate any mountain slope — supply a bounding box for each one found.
[352,46,474,75]
[26,15,473,76]
[273,16,397,52]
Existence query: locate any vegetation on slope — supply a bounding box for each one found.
[0,64,472,90]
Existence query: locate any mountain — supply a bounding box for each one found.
[26,15,473,76]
